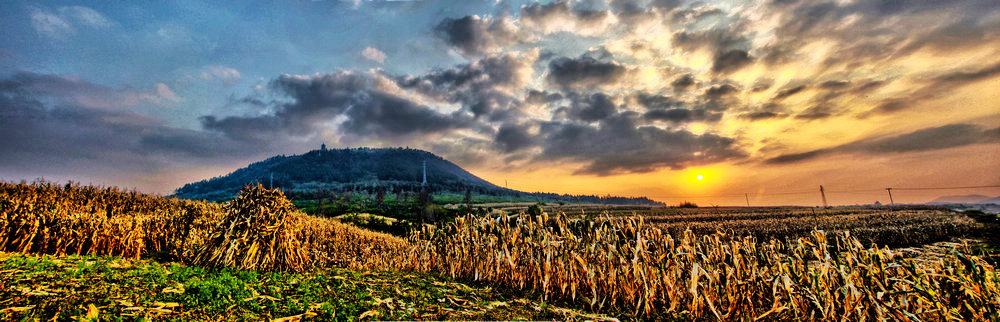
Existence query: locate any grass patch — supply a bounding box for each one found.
[0,252,613,321]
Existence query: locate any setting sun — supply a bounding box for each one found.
[696,175,704,181]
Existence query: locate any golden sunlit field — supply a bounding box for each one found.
[2,181,998,320]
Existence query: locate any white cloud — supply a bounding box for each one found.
[29,6,74,40]
[59,6,112,29]
[201,66,242,85]
[361,46,388,64]
[29,6,112,40]
[154,83,182,103]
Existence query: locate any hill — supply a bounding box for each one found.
[927,194,996,204]
[173,147,664,206]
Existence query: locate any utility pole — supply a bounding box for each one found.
[744,193,750,207]
[886,188,894,206]
[270,173,273,189]
[819,185,828,208]
[421,160,427,186]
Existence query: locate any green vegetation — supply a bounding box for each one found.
[172,147,663,206]
[0,253,608,321]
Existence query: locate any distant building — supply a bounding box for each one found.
[321,143,327,151]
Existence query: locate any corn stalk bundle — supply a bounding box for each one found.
[192,184,309,272]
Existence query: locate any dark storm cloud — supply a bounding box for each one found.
[205,71,473,142]
[432,15,519,56]
[772,84,807,100]
[633,92,721,123]
[712,49,754,74]
[643,108,691,122]
[671,74,696,91]
[820,80,850,90]
[646,108,723,123]
[546,56,627,88]
[609,0,682,14]
[765,123,999,164]
[520,1,612,30]
[0,72,257,177]
[537,112,746,175]
[739,111,788,121]
[396,53,527,120]
[633,92,684,110]
[671,29,749,53]
[703,83,740,99]
[794,104,834,120]
[737,103,789,121]
[494,122,536,152]
[561,92,617,122]
[525,89,563,105]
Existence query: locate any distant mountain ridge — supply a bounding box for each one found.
[927,194,1000,204]
[173,147,664,206]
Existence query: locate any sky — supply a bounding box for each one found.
[1,0,999,206]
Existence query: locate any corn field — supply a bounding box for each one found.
[2,180,998,319]
[405,213,999,320]
[0,181,408,272]
[0,181,222,259]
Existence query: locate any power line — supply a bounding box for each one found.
[643,184,1000,199]
[891,185,1000,191]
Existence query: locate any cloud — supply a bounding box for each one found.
[794,104,835,120]
[0,73,259,182]
[632,92,684,110]
[763,0,1000,73]
[519,1,617,36]
[671,74,696,91]
[765,123,1000,164]
[28,5,112,40]
[631,92,721,123]
[537,112,746,175]
[772,84,807,100]
[433,15,521,57]
[703,83,740,99]
[862,61,1000,116]
[524,89,563,105]
[204,71,474,144]
[737,103,789,121]
[395,52,533,119]
[58,6,112,29]
[739,111,788,121]
[712,49,754,74]
[201,66,242,85]
[361,46,387,64]
[28,6,74,39]
[546,56,627,88]
[559,92,618,122]
[609,0,683,13]
[495,122,536,152]
[7,71,181,108]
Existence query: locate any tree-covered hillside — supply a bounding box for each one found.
[173,147,663,206]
